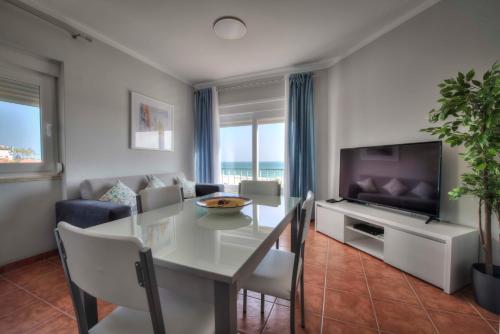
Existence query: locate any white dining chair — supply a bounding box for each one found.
[241,191,314,334]
[55,222,214,334]
[139,185,182,212]
[239,180,281,196]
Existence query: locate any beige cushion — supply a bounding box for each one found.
[241,249,295,300]
[80,172,186,200]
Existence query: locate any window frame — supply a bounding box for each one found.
[0,62,59,175]
[219,110,285,190]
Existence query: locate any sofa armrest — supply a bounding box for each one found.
[55,199,131,229]
[195,183,224,197]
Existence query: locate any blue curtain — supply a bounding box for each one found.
[288,72,316,199]
[194,88,213,183]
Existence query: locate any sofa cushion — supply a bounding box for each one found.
[80,175,148,200]
[145,175,167,189]
[99,181,138,213]
[175,174,196,198]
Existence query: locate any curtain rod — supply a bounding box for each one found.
[5,0,93,42]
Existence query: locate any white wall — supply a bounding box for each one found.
[0,2,194,265]
[323,0,500,263]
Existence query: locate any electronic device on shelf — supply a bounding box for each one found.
[353,223,384,237]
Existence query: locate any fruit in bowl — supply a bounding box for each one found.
[196,196,252,215]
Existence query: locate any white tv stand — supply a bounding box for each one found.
[315,200,478,293]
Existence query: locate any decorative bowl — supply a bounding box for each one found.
[196,196,252,215]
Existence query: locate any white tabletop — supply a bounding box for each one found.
[89,193,302,283]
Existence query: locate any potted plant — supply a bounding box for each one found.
[422,62,499,314]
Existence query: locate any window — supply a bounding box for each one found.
[0,78,42,164]
[257,122,285,184]
[220,125,253,185]
[219,114,285,191]
[0,63,58,174]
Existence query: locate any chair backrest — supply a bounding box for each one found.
[139,185,182,212]
[56,222,151,311]
[292,191,315,288]
[239,180,281,196]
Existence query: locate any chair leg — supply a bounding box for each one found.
[300,271,305,328]
[243,289,247,314]
[275,239,279,249]
[261,294,265,314]
[290,297,296,334]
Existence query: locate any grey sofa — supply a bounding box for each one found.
[56,172,223,229]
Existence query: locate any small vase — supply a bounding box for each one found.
[472,263,500,315]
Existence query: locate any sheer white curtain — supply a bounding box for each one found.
[211,86,222,184]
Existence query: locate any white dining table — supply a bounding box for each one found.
[87,192,302,334]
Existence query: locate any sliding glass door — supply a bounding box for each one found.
[219,116,285,192]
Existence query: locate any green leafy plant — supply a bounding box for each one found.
[422,62,500,275]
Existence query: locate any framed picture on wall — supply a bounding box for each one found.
[130,92,174,151]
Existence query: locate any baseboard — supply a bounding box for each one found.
[0,249,58,274]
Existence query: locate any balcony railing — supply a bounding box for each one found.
[221,168,284,186]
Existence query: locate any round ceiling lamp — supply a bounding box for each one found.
[213,16,247,40]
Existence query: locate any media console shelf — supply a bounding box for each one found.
[315,200,478,294]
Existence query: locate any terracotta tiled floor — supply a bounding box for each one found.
[0,224,498,333]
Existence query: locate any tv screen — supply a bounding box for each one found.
[339,141,442,217]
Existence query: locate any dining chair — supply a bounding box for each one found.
[239,180,281,247]
[241,191,314,334]
[239,180,281,196]
[55,221,214,334]
[139,185,182,212]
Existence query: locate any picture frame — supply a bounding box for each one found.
[130,91,174,151]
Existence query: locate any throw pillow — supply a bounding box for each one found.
[145,175,166,189]
[356,177,378,193]
[411,181,436,199]
[99,180,138,213]
[383,178,408,196]
[176,174,196,198]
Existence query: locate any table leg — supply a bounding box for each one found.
[214,281,237,334]
[291,204,300,252]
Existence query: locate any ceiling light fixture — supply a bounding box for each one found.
[213,16,247,40]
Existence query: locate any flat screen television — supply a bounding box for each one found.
[339,141,442,218]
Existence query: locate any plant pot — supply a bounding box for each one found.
[472,263,500,315]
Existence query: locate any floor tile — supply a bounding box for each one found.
[373,299,435,334]
[44,288,75,316]
[262,304,321,334]
[0,277,19,298]
[23,270,67,300]
[488,320,499,332]
[305,248,327,265]
[429,310,494,334]
[329,242,359,257]
[237,294,273,333]
[458,285,500,321]
[0,288,38,317]
[3,261,59,286]
[326,268,368,294]
[367,275,419,305]
[301,283,324,315]
[363,259,405,281]
[0,300,60,334]
[407,275,477,315]
[303,262,326,287]
[324,289,377,329]
[328,254,363,273]
[322,317,378,334]
[26,314,78,334]
[97,299,117,320]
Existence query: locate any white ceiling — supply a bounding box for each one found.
[23,0,438,85]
